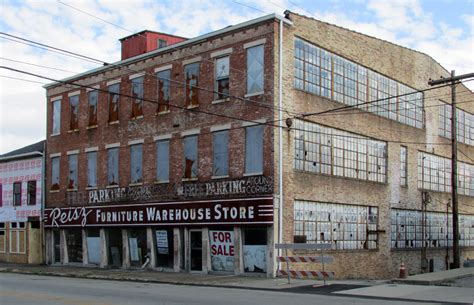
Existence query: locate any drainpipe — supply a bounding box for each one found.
[278,18,284,264]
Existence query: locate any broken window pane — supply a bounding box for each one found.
[108,83,120,122]
[213,130,229,176]
[130,144,143,184]
[52,99,61,134]
[245,125,263,174]
[88,90,98,127]
[215,56,229,100]
[69,95,79,130]
[156,70,170,113]
[131,76,144,118]
[185,63,199,107]
[51,157,60,190]
[107,148,119,185]
[183,135,198,178]
[247,45,264,94]
[156,140,170,182]
[68,154,78,189]
[87,151,97,187]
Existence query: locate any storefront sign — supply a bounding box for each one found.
[156,230,169,255]
[44,198,273,228]
[209,230,234,272]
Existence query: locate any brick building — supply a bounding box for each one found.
[0,141,44,264]
[43,11,473,278]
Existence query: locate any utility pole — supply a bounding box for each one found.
[428,71,474,269]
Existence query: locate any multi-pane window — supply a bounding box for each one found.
[131,76,144,118]
[294,37,424,128]
[0,223,4,252]
[245,125,264,175]
[294,119,387,182]
[27,181,36,205]
[215,56,230,100]
[185,63,199,107]
[417,151,474,196]
[13,182,21,206]
[69,95,79,130]
[9,222,26,254]
[68,154,78,190]
[439,101,474,146]
[391,209,474,248]
[156,140,170,182]
[108,83,120,122]
[88,90,98,127]
[213,130,229,177]
[51,156,60,190]
[130,144,143,184]
[87,151,97,188]
[156,70,171,113]
[247,45,264,95]
[400,146,408,186]
[294,200,378,250]
[52,99,61,134]
[107,148,119,185]
[183,135,198,179]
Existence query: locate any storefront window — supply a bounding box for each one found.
[108,229,122,267]
[243,227,267,273]
[209,229,234,272]
[155,228,174,268]
[129,228,147,267]
[86,229,100,265]
[66,229,83,263]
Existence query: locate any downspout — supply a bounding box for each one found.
[278,18,284,262]
[41,143,46,264]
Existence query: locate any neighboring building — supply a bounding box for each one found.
[43,11,473,278]
[0,140,44,264]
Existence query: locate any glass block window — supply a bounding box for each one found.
[400,146,407,186]
[294,37,424,128]
[294,200,378,250]
[294,119,387,182]
[391,209,474,248]
[439,101,474,146]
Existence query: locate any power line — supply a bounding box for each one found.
[0,57,79,74]
[0,75,46,84]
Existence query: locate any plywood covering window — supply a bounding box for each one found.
[88,90,98,127]
[183,135,198,179]
[246,45,264,94]
[87,151,97,188]
[439,100,474,146]
[108,83,120,122]
[294,200,378,250]
[13,182,21,206]
[131,76,144,118]
[294,119,387,183]
[213,130,229,176]
[69,95,79,131]
[27,180,36,205]
[185,63,199,107]
[156,140,170,182]
[68,154,78,190]
[130,144,143,184]
[156,70,171,113]
[391,209,474,248]
[107,148,119,186]
[51,157,60,190]
[294,37,424,128]
[9,222,26,254]
[215,56,230,100]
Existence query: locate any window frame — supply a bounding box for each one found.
[214,56,230,101]
[27,180,36,205]
[183,135,198,179]
[86,151,97,188]
[130,144,143,184]
[108,83,120,123]
[212,130,229,177]
[185,63,200,108]
[13,182,21,206]
[130,76,144,119]
[245,125,264,175]
[246,44,264,95]
[156,140,170,183]
[87,89,99,127]
[400,146,408,187]
[156,69,171,113]
[107,147,119,186]
[69,94,79,131]
[52,99,61,135]
[51,156,60,190]
[68,154,78,190]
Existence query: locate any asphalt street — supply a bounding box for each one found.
[0,273,454,305]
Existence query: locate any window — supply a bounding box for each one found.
[87,151,97,188]
[131,76,144,118]
[0,223,5,253]
[247,45,264,94]
[185,63,199,107]
[294,37,424,129]
[52,99,61,134]
[88,90,98,127]
[68,154,78,190]
[27,181,36,205]
[294,119,387,183]
[294,200,378,250]
[213,130,229,177]
[13,182,21,206]
[439,101,474,146]
[156,140,170,182]
[130,144,143,184]
[183,135,198,179]
[215,56,230,100]
[108,83,120,122]
[158,39,167,48]
[69,95,79,130]
[156,70,171,113]
[51,157,60,190]
[10,222,26,254]
[245,125,263,175]
[400,146,407,186]
[107,148,119,185]
[0,184,2,207]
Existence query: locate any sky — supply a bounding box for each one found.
[0,0,473,154]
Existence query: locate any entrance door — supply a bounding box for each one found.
[53,230,61,263]
[189,230,202,272]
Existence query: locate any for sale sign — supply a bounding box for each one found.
[209,230,234,272]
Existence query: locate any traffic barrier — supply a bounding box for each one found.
[278,270,335,279]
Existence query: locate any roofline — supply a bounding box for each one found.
[0,151,43,162]
[119,30,188,41]
[44,13,292,90]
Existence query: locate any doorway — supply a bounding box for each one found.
[189,230,202,272]
[53,230,61,263]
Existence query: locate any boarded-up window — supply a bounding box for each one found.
[156,140,170,182]
[245,125,263,174]
[247,45,264,94]
[9,222,26,254]
[87,151,97,187]
[107,148,119,185]
[131,76,144,118]
[0,223,5,252]
[108,83,120,122]
[215,56,229,100]
[51,157,60,190]
[130,144,143,184]
[68,154,78,189]
[213,130,229,176]
[27,180,36,205]
[183,135,198,179]
[52,99,61,134]
[69,95,79,130]
[13,182,21,206]
[185,63,199,107]
[156,70,171,113]
[88,90,98,127]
